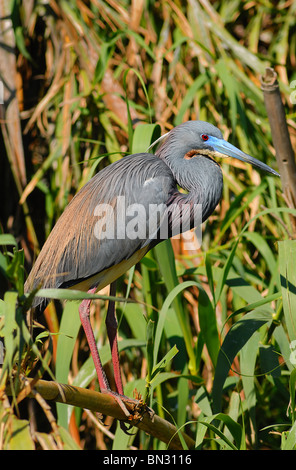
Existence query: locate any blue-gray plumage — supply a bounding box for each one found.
[25,120,278,416]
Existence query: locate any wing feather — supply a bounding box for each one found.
[25,153,175,304]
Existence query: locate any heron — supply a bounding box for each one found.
[25,120,278,417]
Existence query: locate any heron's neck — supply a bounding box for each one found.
[169,157,223,224]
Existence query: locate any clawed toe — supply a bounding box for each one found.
[120,421,137,434]
[101,389,154,433]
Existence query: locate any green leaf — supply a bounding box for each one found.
[259,344,281,378]
[197,413,243,450]
[282,420,296,450]
[154,241,196,374]
[216,59,239,130]
[150,344,179,382]
[197,286,220,367]
[93,32,124,84]
[226,269,264,304]
[212,310,272,414]
[152,276,196,371]
[274,325,296,371]
[215,240,239,305]
[0,234,17,246]
[279,240,296,342]
[14,26,33,61]
[123,303,147,341]
[132,123,161,154]
[289,368,296,425]
[11,0,33,62]
[7,417,35,450]
[242,232,277,275]
[174,74,208,126]
[216,182,268,244]
[57,427,81,450]
[240,331,259,443]
[1,291,19,373]
[5,249,24,295]
[56,301,81,429]
[35,288,130,303]
[148,371,180,390]
[194,386,212,416]
[146,319,155,391]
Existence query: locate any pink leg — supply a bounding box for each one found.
[79,286,131,418]
[79,287,110,392]
[105,281,124,395]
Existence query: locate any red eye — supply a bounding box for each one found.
[201,134,209,141]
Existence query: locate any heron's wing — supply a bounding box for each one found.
[25,153,175,303]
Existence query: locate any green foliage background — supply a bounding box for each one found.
[1,0,296,450]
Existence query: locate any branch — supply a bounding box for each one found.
[260,67,296,233]
[7,378,195,450]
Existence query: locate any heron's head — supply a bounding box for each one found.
[155,120,279,178]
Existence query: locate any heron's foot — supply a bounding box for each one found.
[122,390,154,434]
[127,389,155,423]
[102,389,154,434]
